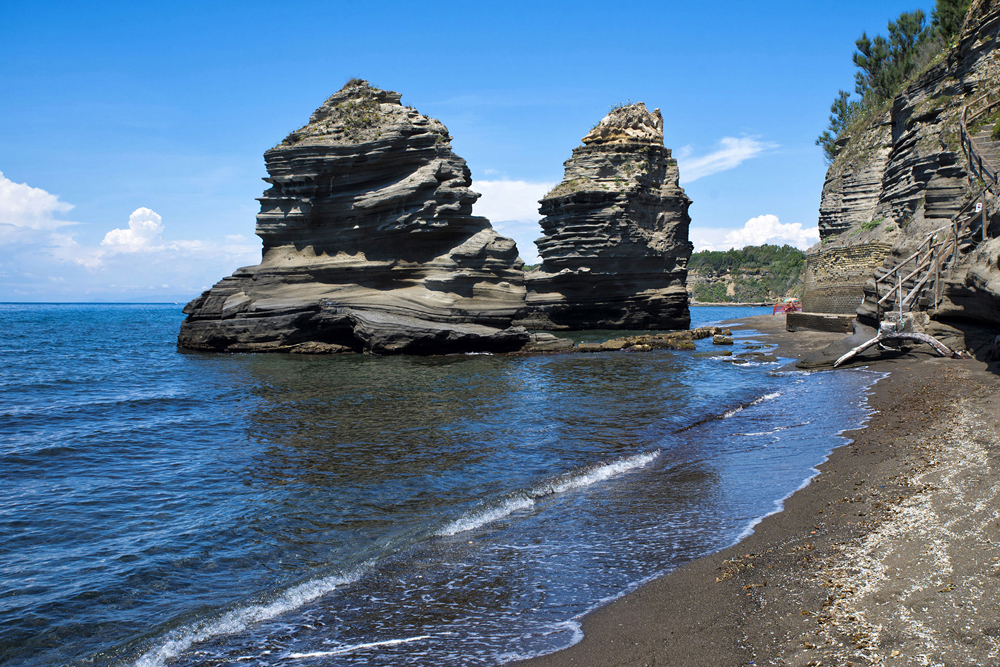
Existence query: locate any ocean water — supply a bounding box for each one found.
[0,304,880,667]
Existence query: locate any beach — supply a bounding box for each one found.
[518,315,1000,667]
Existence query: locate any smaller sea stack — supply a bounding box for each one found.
[517,102,693,330]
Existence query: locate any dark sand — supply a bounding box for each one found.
[517,314,1000,666]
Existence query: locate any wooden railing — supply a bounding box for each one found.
[870,94,999,319]
[960,90,1000,184]
[872,184,994,318]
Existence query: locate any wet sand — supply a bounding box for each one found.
[517,314,1000,666]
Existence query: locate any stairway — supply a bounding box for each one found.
[856,93,1000,324]
[970,126,1000,168]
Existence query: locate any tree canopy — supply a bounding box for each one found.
[816,0,971,162]
[688,244,806,303]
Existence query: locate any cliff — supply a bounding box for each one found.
[516,103,693,330]
[687,245,806,303]
[177,80,529,355]
[803,2,1000,347]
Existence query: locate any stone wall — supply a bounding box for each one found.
[801,243,892,314]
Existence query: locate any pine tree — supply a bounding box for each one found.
[853,10,927,101]
[816,91,858,162]
[932,0,972,40]
[817,9,931,162]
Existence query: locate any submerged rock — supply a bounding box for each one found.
[576,326,725,353]
[516,102,693,330]
[178,80,528,355]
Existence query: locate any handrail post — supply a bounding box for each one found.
[951,220,958,278]
[934,256,940,309]
[983,193,989,242]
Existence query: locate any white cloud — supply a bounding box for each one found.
[0,172,76,247]
[0,178,260,301]
[474,179,555,264]
[0,171,75,230]
[677,136,777,184]
[101,207,165,252]
[692,214,819,252]
[474,179,554,223]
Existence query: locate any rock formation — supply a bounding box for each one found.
[515,103,693,330]
[801,0,1000,352]
[178,80,529,355]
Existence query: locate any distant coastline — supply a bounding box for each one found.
[689,301,771,307]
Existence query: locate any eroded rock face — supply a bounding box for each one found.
[516,103,693,330]
[178,80,528,354]
[805,3,1000,337]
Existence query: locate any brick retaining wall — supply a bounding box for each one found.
[801,243,891,314]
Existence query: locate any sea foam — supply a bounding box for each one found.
[436,451,660,537]
[133,568,367,667]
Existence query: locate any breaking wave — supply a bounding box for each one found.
[436,451,660,537]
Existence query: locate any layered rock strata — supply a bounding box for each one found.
[516,103,693,330]
[803,1,1000,344]
[178,80,528,354]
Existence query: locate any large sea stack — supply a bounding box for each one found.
[516,103,693,330]
[178,80,528,354]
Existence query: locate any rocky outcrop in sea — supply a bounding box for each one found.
[177,80,529,355]
[516,103,693,330]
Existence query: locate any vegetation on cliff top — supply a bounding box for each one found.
[688,244,805,303]
[816,0,972,162]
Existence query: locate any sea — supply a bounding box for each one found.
[0,303,881,667]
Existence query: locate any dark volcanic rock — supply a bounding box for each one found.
[805,2,1000,342]
[178,80,528,354]
[576,326,725,353]
[516,103,693,330]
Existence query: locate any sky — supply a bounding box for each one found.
[0,0,936,302]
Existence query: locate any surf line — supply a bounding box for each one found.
[673,391,784,434]
[133,566,370,667]
[436,450,661,537]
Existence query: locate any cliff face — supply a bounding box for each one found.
[804,3,1000,339]
[516,103,693,330]
[178,80,529,354]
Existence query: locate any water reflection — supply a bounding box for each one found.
[160,343,763,665]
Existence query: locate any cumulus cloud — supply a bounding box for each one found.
[0,172,77,247]
[692,214,819,252]
[0,177,260,301]
[474,179,554,223]
[0,171,75,230]
[474,179,555,263]
[677,136,778,184]
[101,207,165,252]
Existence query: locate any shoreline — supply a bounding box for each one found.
[516,314,1000,666]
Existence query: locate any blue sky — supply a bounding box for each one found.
[1,0,934,301]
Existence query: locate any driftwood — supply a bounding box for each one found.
[834,331,958,368]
